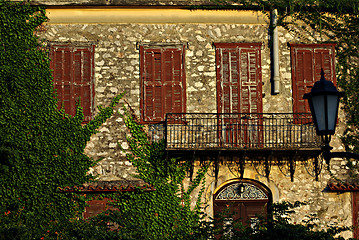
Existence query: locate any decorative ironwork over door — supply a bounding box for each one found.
[215,43,263,147]
[213,179,271,237]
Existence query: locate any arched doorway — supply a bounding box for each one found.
[213,179,272,233]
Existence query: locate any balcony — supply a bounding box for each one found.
[163,113,322,160]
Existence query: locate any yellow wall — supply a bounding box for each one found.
[46,8,267,24]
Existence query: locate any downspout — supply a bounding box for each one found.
[272,9,280,94]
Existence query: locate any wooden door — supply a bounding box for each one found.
[213,180,271,238]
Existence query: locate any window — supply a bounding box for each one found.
[215,43,263,147]
[83,199,110,219]
[290,43,336,114]
[215,43,263,114]
[49,44,95,123]
[140,45,186,123]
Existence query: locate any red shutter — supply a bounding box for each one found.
[141,45,186,123]
[164,48,185,114]
[291,44,336,115]
[314,48,336,84]
[215,43,262,114]
[51,46,74,115]
[50,44,94,123]
[142,48,163,122]
[292,48,314,113]
[215,43,263,147]
[73,46,94,122]
[239,48,262,113]
[216,48,240,113]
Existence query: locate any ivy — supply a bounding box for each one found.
[1,0,358,239]
[0,0,123,239]
[93,104,209,239]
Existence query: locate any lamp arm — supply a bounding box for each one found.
[323,151,359,161]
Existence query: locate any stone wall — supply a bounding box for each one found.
[193,163,353,239]
[39,8,353,238]
[42,21,289,178]
[42,20,306,176]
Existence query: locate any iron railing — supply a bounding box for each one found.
[164,113,321,150]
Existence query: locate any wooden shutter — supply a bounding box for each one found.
[215,43,263,147]
[290,44,336,114]
[50,44,95,123]
[240,47,262,113]
[140,45,186,122]
[51,46,74,115]
[73,47,95,122]
[215,43,262,114]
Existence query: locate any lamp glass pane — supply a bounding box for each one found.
[327,94,339,132]
[311,95,326,132]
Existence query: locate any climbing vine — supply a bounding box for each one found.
[0,0,123,238]
[1,0,358,238]
[92,104,208,239]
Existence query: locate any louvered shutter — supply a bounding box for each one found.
[74,46,94,122]
[141,45,186,122]
[292,49,314,113]
[216,47,239,113]
[314,48,335,83]
[291,44,336,115]
[51,46,74,115]
[164,48,185,115]
[239,47,262,113]
[142,48,162,122]
[215,43,262,114]
[50,45,94,123]
[215,43,263,147]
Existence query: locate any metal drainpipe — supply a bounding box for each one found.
[272,9,280,94]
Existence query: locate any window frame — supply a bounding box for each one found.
[49,43,95,124]
[139,44,186,124]
[214,42,263,114]
[290,43,336,114]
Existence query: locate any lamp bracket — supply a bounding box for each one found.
[325,151,359,161]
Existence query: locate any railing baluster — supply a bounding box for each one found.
[165,113,321,150]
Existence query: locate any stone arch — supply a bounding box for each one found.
[213,178,272,230]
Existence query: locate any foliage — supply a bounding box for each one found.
[1,0,357,239]
[0,0,123,238]
[91,105,208,240]
[42,217,117,240]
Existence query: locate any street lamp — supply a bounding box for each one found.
[303,69,359,166]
